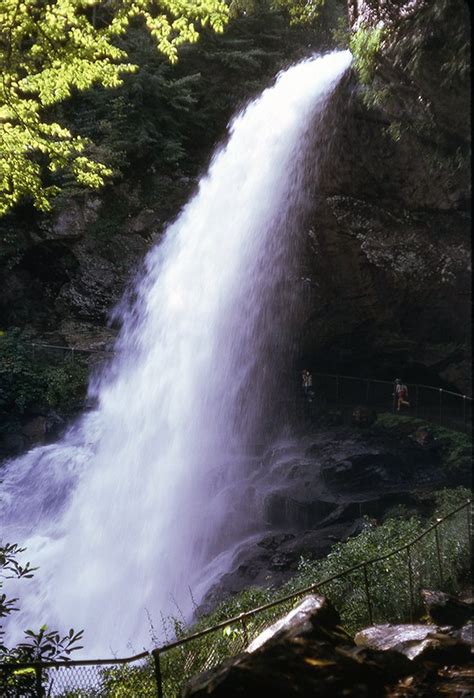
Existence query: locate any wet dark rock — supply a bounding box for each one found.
[257,533,296,551]
[314,410,344,427]
[202,423,460,612]
[21,415,47,441]
[264,492,337,528]
[351,405,377,427]
[44,410,66,440]
[0,431,26,456]
[456,622,474,647]
[421,589,474,629]
[411,426,435,448]
[184,595,412,697]
[320,452,409,490]
[301,0,471,392]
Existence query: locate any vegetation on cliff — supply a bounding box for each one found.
[0,0,229,215]
[0,0,345,216]
[0,331,88,456]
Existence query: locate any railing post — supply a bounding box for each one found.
[362,564,373,625]
[415,384,419,418]
[335,375,340,407]
[366,379,370,405]
[240,615,249,646]
[407,546,415,622]
[152,649,164,698]
[439,388,443,422]
[434,523,443,586]
[467,501,472,554]
[35,665,44,697]
[463,396,467,433]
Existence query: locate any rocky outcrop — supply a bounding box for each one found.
[355,621,472,663]
[0,187,154,335]
[201,421,467,609]
[184,593,473,696]
[299,0,471,394]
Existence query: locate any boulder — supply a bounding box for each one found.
[421,589,474,628]
[355,622,471,665]
[456,622,474,647]
[246,595,341,652]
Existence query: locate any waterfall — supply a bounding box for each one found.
[1,51,351,657]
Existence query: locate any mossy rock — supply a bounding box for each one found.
[374,413,472,482]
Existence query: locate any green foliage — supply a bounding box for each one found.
[349,24,384,85]
[331,13,349,48]
[0,0,345,221]
[0,330,88,447]
[374,412,472,479]
[432,486,472,517]
[0,543,36,654]
[44,362,88,409]
[229,0,328,24]
[51,0,339,213]
[0,331,48,415]
[0,543,83,696]
[271,0,326,24]
[0,0,229,215]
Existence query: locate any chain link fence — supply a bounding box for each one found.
[2,500,471,697]
[0,652,155,698]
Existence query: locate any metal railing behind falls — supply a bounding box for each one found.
[2,500,471,697]
[301,372,472,435]
[20,343,474,434]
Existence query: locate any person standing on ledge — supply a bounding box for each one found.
[394,378,410,411]
[302,369,314,402]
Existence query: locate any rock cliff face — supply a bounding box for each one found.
[299,0,470,393]
[0,0,470,394]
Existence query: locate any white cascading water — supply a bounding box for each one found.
[1,51,351,657]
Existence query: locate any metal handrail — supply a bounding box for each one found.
[152,499,471,654]
[4,499,470,678]
[29,342,114,355]
[312,371,472,401]
[17,343,474,401]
